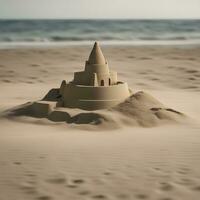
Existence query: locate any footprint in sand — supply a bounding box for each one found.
[135,194,149,199]
[183,86,198,89]
[159,182,174,191]
[20,182,37,194]
[127,55,136,59]
[30,64,40,67]
[188,57,196,60]
[186,70,199,74]
[67,184,78,188]
[2,79,11,83]
[46,174,66,184]
[188,77,196,81]
[78,190,91,196]
[67,178,86,188]
[150,77,160,81]
[153,167,161,171]
[13,161,22,165]
[192,185,200,192]
[72,179,85,184]
[25,81,34,84]
[103,171,112,176]
[92,194,108,199]
[194,73,200,77]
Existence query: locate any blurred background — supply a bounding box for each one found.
[0,0,200,47]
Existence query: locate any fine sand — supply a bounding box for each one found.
[0,45,200,200]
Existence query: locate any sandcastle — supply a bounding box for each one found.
[5,42,185,128]
[58,42,131,110]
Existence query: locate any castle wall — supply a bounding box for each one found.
[73,70,118,87]
[61,82,130,110]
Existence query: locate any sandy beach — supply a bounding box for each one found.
[0,45,200,200]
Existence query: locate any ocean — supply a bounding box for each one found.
[0,19,200,47]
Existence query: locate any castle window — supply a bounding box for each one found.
[101,80,104,86]
[109,78,111,85]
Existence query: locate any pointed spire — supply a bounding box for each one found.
[88,42,106,64]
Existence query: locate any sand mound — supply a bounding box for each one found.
[2,90,185,130]
[112,91,185,127]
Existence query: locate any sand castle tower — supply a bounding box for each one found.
[59,42,130,110]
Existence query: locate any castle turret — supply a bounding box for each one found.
[88,42,106,64]
[73,42,116,86]
[84,42,110,78]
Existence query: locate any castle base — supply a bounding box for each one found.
[59,81,131,110]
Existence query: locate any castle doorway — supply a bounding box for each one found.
[101,80,104,86]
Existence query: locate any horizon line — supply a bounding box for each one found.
[0,18,200,21]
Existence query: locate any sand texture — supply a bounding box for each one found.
[0,45,200,200]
